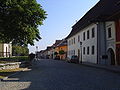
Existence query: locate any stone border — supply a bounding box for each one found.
[0,67,30,81]
[0,62,21,70]
[0,61,31,81]
[81,62,120,74]
[0,69,21,81]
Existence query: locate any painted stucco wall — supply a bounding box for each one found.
[0,43,12,57]
[58,45,67,60]
[115,19,120,65]
[67,23,98,63]
[106,21,116,52]
[0,44,3,52]
[105,21,116,65]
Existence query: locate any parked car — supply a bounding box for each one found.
[67,55,79,64]
[66,57,71,63]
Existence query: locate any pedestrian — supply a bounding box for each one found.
[29,53,35,62]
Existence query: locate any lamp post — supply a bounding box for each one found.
[80,42,82,63]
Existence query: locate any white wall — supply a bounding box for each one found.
[67,23,98,63]
[2,43,12,57]
[106,22,116,53]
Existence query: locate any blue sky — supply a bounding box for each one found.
[28,0,99,53]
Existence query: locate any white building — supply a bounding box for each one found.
[66,0,119,65]
[0,43,12,57]
[67,24,97,63]
[105,22,116,65]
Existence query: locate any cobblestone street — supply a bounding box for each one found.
[1,59,120,90]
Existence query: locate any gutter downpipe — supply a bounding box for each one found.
[97,22,99,64]
[97,22,107,64]
[103,22,107,65]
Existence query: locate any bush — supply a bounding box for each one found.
[0,56,28,62]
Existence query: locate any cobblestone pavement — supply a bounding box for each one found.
[1,59,120,90]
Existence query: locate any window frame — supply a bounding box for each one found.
[91,46,95,55]
[92,27,95,38]
[74,37,75,44]
[108,27,112,38]
[83,32,85,41]
[78,35,80,42]
[83,47,85,55]
[87,30,90,39]
[87,46,89,55]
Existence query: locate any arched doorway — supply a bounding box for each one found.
[107,48,115,65]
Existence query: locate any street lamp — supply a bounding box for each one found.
[80,41,82,63]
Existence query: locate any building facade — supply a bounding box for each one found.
[115,19,120,65]
[66,0,120,65]
[0,43,12,57]
[57,39,67,60]
[68,24,98,63]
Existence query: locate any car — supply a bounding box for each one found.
[66,57,71,63]
[69,55,79,64]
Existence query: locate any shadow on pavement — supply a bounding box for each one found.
[1,59,120,90]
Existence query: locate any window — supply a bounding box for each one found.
[92,28,95,38]
[92,46,95,55]
[108,27,112,38]
[74,50,75,55]
[83,47,85,55]
[69,40,71,45]
[83,32,85,41]
[87,47,89,55]
[69,51,71,56]
[72,39,73,45]
[70,40,71,45]
[78,35,80,42]
[74,38,75,44]
[87,30,89,39]
[72,50,75,55]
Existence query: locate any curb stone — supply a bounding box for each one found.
[81,63,120,74]
[0,71,21,81]
[0,67,30,81]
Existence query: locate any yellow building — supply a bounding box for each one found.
[56,39,67,60]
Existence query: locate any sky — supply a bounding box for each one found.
[28,0,100,53]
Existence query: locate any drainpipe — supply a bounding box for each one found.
[97,22,99,64]
[97,22,107,64]
[103,22,107,65]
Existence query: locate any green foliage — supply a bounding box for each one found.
[0,56,28,62]
[54,52,58,55]
[59,50,65,55]
[12,45,29,56]
[0,0,47,45]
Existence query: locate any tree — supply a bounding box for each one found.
[0,0,47,45]
[59,50,65,55]
[12,45,29,56]
[54,52,58,56]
